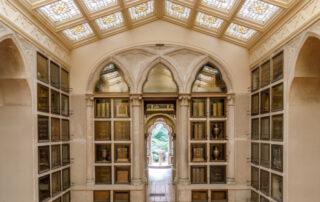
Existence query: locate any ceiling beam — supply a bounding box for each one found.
[119,0,133,30]
[187,0,200,29]
[155,0,165,19]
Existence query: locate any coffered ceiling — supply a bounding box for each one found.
[16,0,299,49]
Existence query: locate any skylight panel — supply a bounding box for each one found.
[202,0,236,12]
[165,1,191,20]
[62,23,93,41]
[237,0,280,24]
[226,23,257,41]
[82,0,117,12]
[38,0,81,24]
[95,12,124,30]
[128,1,154,21]
[196,12,224,30]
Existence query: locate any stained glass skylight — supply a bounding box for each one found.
[128,1,154,21]
[196,12,224,30]
[62,23,93,41]
[165,1,191,20]
[202,0,236,12]
[82,0,117,12]
[38,0,81,24]
[237,0,280,24]
[226,23,257,41]
[95,12,123,30]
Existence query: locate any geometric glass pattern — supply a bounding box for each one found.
[38,0,81,23]
[226,23,257,41]
[165,1,191,20]
[196,12,224,30]
[128,1,154,21]
[237,0,280,24]
[62,23,93,41]
[95,12,124,30]
[202,0,236,12]
[82,0,117,12]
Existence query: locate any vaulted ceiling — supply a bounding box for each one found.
[17,0,299,49]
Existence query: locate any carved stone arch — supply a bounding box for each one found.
[136,57,183,94]
[147,118,173,138]
[86,56,134,94]
[144,113,176,136]
[185,56,234,93]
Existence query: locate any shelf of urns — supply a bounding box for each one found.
[93,98,132,187]
[189,97,228,188]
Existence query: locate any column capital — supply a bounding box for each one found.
[226,93,235,106]
[85,94,94,106]
[130,94,142,106]
[178,95,191,106]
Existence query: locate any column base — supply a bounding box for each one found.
[176,186,191,202]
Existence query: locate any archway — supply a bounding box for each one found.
[0,38,33,201]
[288,36,320,202]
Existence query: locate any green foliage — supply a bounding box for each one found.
[151,124,169,162]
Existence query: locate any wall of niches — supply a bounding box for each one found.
[250,51,284,202]
[37,52,71,202]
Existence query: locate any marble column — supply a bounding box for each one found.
[131,95,143,185]
[86,95,94,185]
[227,94,235,184]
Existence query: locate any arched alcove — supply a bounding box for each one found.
[0,38,33,202]
[288,36,320,202]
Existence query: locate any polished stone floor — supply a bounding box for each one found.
[147,167,175,202]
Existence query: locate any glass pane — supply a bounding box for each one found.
[115,166,130,184]
[38,116,49,142]
[115,144,130,163]
[210,98,225,117]
[260,89,270,113]
[61,69,69,92]
[260,144,270,168]
[271,174,283,201]
[62,168,70,190]
[52,171,61,196]
[251,93,259,115]
[251,118,259,140]
[114,121,130,140]
[210,144,226,161]
[95,166,112,184]
[51,118,60,142]
[191,144,206,162]
[95,121,111,141]
[61,94,69,116]
[251,190,259,202]
[114,191,130,202]
[210,165,226,184]
[61,119,70,141]
[272,83,283,111]
[37,84,49,112]
[39,175,50,202]
[51,61,60,88]
[63,192,71,202]
[192,190,208,202]
[272,115,283,141]
[210,121,225,140]
[251,143,259,165]
[261,117,270,140]
[95,63,129,93]
[191,122,206,140]
[251,166,259,190]
[191,98,206,117]
[211,190,227,201]
[271,145,283,172]
[143,63,177,93]
[95,144,111,162]
[38,146,50,173]
[51,145,61,169]
[94,191,110,202]
[261,60,270,87]
[260,170,270,195]
[192,64,227,93]
[191,166,207,184]
[114,99,130,118]
[95,98,111,118]
[251,67,259,91]
[51,90,60,114]
[272,52,283,81]
[62,144,70,165]
[37,53,49,82]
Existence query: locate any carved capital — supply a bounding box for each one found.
[227,93,235,106]
[85,94,94,106]
[130,94,142,106]
[178,95,191,106]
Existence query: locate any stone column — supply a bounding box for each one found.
[86,95,94,185]
[227,94,235,184]
[131,95,143,185]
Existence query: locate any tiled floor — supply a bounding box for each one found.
[147,167,175,202]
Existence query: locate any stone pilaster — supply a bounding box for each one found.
[227,94,236,184]
[86,95,94,185]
